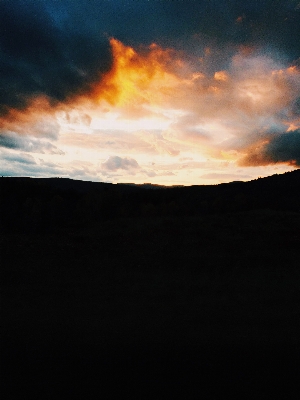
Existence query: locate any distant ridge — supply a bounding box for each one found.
[2,169,299,190]
[1,169,299,234]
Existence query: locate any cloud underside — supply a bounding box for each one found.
[1,0,300,182]
[240,130,300,166]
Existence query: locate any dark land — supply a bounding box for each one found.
[1,170,300,398]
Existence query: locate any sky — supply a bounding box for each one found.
[1,0,300,185]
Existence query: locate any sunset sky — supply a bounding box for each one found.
[1,0,300,185]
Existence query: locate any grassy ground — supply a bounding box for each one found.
[1,210,300,398]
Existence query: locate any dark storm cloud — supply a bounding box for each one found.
[0,0,112,114]
[241,130,300,167]
[98,0,300,53]
[104,0,300,60]
[1,0,299,114]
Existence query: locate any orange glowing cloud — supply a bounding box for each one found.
[214,71,229,81]
[91,38,181,107]
[0,39,182,135]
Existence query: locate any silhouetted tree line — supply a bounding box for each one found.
[1,170,299,233]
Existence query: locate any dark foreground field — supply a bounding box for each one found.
[1,207,300,398]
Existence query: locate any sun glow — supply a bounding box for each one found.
[90,114,171,132]
[54,39,187,136]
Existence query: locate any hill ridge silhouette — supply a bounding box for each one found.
[2,168,299,189]
[1,169,299,233]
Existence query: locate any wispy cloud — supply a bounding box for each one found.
[0,131,64,154]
